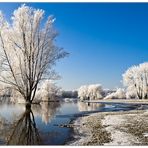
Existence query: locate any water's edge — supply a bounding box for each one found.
[64,102,148,145]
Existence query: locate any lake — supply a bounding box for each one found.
[0,99,147,145]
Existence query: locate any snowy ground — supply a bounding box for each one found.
[69,110,148,146]
[88,99,148,104]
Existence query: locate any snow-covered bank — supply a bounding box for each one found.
[69,112,111,146]
[102,113,138,145]
[88,99,148,104]
[69,110,148,146]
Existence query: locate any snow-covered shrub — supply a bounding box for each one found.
[104,88,126,99]
[102,89,116,98]
[35,80,61,101]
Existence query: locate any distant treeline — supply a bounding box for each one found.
[60,90,78,98]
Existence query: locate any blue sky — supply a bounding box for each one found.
[0,3,148,90]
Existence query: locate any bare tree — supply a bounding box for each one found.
[0,5,68,108]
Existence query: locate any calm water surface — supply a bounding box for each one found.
[0,100,147,145]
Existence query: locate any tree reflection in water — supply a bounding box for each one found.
[78,101,105,112]
[32,101,61,125]
[7,108,41,145]
[40,102,60,124]
[7,101,61,145]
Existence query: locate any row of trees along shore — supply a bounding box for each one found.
[78,62,148,101]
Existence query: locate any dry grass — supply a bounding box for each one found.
[83,115,112,145]
[117,113,148,145]
[70,109,148,146]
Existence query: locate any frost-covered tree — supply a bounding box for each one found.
[78,84,103,101]
[125,85,137,99]
[36,80,60,101]
[123,62,148,99]
[0,5,67,108]
[104,88,126,99]
[78,85,89,100]
[87,84,103,100]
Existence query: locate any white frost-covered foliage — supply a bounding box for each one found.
[125,85,138,99]
[123,62,148,99]
[0,4,67,103]
[78,84,103,101]
[78,85,88,100]
[36,80,60,101]
[104,88,126,99]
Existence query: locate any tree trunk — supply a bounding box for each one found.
[138,95,142,99]
[26,100,31,110]
[144,94,148,99]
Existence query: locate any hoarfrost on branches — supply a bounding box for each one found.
[35,80,60,101]
[123,62,148,99]
[78,84,103,100]
[0,4,68,105]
